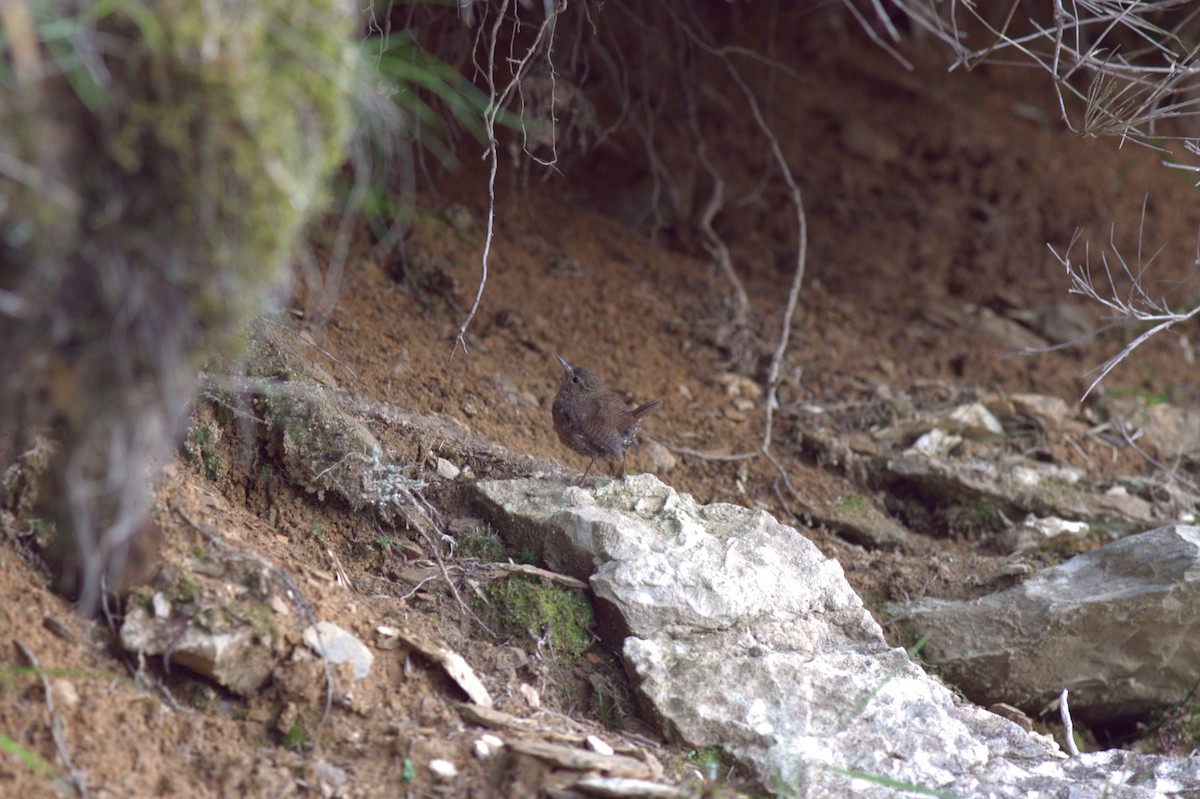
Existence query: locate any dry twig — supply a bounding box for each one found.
[1048,198,1200,399]
[16,640,91,799]
[878,0,1200,142]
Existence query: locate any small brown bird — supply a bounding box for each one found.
[552,354,662,484]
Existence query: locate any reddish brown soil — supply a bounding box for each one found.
[5,12,1200,798]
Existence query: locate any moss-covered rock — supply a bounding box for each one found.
[0,0,358,610]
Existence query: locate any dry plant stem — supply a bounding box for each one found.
[482,561,589,590]
[0,0,41,83]
[410,522,497,638]
[688,97,750,325]
[1060,688,1080,757]
[1114,418,1200,495]
[935,0,1200,139]
[1049,202,1200,399]
[16,640,91,799]
[450,0,564,361]
[840,0,913,70]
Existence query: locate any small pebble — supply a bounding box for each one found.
[51,679,79,710]
[152,592,171,619]
[270,594,291,616]
[585,735,614,756]
[436,457,461,480]
[519,683,541,708]
[473,734,505,760]
[314,758,347,798]
[429,759,458,780]
[643,440,677,472]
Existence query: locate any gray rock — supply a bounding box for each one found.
[883,450,1154,536]
[894,525,1200,721]
[303,621,374,680]
[121,605,277,695]
[119,541,292,695]
[470,476,1200,797]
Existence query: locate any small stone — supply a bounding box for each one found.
[152,592,171,619]
[947,401,1004,438]
[460,394,479,417]
[270,594,291,616]
[473,734,505,760]
[51,679,79,710]
[909,428,961,458]
[585,735,614,756]
[429,759,458,780]
[717,372,762,399]
[643,440,677,473]
[1003,514,1089,553]
[519,683,540,708]
[375,625,401,650]
[436,458,461,480]
[303,621,374,681]
[314,758,347,798]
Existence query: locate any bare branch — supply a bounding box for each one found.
[1048,200,1200,399]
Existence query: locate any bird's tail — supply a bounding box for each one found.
[632,398,663,418]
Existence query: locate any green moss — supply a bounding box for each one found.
[837,495,869,515]
[478,576,594,660]
[281,723,308,753]
[94,0,354,339]
[514,547,540,565]
[967,504,1002,528]
[243,601,282,648]
[687,746,736,782]
[2,0,357,362]
[457,527,506,562]
[183,425,222,480]
[173,573,198,605]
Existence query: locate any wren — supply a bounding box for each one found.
[552,354,663,484]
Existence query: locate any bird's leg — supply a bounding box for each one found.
[579,456,597,486]
[620,451,627,482]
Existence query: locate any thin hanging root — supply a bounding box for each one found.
[450,0,565,361]
[663,5,810,504]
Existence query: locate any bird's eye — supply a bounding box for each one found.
[572,375,581,384]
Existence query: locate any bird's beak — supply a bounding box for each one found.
[554,354,571,374]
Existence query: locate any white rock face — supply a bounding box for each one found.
[472,475,1200,797]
